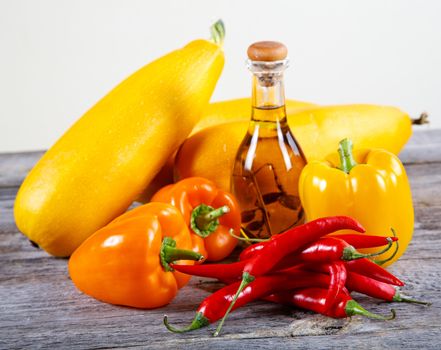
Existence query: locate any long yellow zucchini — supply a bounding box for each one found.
[14,22,225,257]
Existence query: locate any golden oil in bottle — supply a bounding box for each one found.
[231,41,307,239]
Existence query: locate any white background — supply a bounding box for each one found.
[0,0,439,152]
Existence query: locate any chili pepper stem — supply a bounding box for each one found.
[191,204,230,238]
[343,238,394,261]
[163,312,210,333]
[345,300,396,320]
[375,228,399,266]
[338,138,358,174]
[229,229,269,242]
[160,237,204,272]
[393,292,431,306]
[213,272,255,337]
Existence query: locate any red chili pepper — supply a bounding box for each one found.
[239,234,397,261]
[173,261,346,315]
[303,261,347,312]
[267,288,396,320]
[163,269,331,333]
[238,241,266,261]
[172,228,375,283]
[172,237,395,303]
[346,271,430,305]
[214,216,365,336]
[272,237,394,269]
[170,260,246,282]
[345,258,404,286]
[333,234,398,249]
[276,262,348,313]
[237,237,272,261]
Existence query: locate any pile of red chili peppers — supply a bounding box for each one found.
[163,216,430,336]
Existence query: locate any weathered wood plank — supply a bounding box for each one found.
[0,249,439,349]
[399,129,441,164]
[0,151,43,188]
[1,129,441,349]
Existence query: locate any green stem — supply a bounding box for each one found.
[160,237,204,272]
[163,312,210,333]
[201,205,230,223]
[229,229,269,242]
[375,228,399,265]
[342,238,394,261]
[213,272,255,337]
[210,19,225,46]
[345,300,396,320]
[338,138,358,174]
[393,291,431,306]
[191,204,230,238]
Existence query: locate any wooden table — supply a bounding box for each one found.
[1,130,440,349]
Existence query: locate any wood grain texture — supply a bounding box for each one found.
[1,130,441,349]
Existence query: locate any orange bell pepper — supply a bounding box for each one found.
[68,202,203,309]
[152,177,241,261]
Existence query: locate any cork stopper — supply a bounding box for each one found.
[247,41,288,62]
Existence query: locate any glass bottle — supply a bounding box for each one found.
[231,41,307,239]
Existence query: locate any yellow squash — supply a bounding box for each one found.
[299,139,414,266]
[14,22,225,257]
[137,98,314,201]
[174,104,412,192]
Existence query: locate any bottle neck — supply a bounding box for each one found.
[249,59,287,122]
[252,74,286,109]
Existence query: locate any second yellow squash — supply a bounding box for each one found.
[174,104,412,192]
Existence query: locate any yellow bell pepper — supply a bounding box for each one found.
[299,139,414,266]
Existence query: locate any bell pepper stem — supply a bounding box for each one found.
[342,238,394,261]
[210,19,225,46]
[213,272,255,337]
[345,300,396,320]
[163,312,210,333]
[191,204,230,238]
[338,138,358,174]
[160,237,204,272]
[202,205,230,222]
